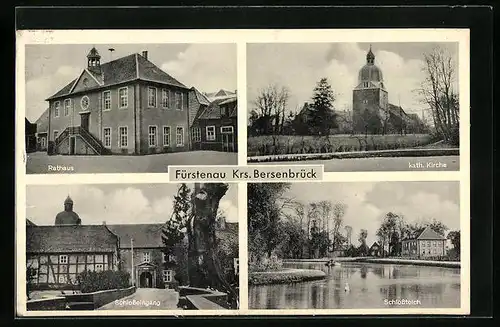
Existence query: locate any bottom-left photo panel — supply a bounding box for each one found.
[22,183,240,313]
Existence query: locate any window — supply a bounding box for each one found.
[81,96,90,111]
[192,127,201,142]
[162,89,169,108]
[206,126,216,141]
[221,126,233,134]
[221,106,227,116]
[168,254,175,262]
[103,91,111,110]
[363,82,369,88]
[119,87,128,108]
[162,126,170,147]
[64,99,71,116]
[176,126,184,146]
[148,87,157,107]
[175,92,182,110]
[148,126,157,147]
[54,101,60,117]
[119,126,128,148]
[163,270,173,283]
[143,252,151,263]
[40,137,46,147]
[53,130,59,141]
[59,255,68,264]
[82,78,89,87]
[103,128,111,148]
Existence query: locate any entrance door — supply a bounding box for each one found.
[139,272,153,288]
[69,136,76,155]
[222,132,234,152]
[80,113,90,131]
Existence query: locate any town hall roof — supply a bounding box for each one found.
[26,225,119,253]
[47,52,188,101]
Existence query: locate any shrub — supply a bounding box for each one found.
[77,270,131,293]
[249,254,283,273]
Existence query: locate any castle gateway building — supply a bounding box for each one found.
[44,47,237,155]
[26,196,238,290]
[352,47,426,135]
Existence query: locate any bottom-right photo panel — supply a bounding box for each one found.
[247,181,461,310]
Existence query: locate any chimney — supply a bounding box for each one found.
[142,51,148,60]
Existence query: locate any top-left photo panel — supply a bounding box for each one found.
[22,42,238,174]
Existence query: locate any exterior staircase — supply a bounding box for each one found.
[54,126,110,155]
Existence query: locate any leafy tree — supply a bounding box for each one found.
[357,229,368,256]
[309,78,338,137]
[279,219,308,259]
[248,183,291,258]
[161,184,191,284]
[447,230,460,254]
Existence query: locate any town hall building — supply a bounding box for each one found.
[40,47,237,155]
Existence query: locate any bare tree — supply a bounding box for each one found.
[252,84,291,136]
[345,225,353,247]
[418,46,459,145]
[331,203,347,252]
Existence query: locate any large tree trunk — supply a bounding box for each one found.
[189,183,238,308]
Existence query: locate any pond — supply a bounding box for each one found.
[248,262,461,309]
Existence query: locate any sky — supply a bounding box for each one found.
[247,42,459,118]
[282,181,460,246]
[24,43,237,122]
[26,183,238,226]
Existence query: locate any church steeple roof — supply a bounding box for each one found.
[64,195,73,205]
[366,45,375,65]
[87,46,101,59]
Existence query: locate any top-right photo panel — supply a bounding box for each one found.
[246,42,462,172]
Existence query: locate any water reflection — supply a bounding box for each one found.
[249,262,460,309]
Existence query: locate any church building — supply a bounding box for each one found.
[44,47,238,155]
[352,46,425,134]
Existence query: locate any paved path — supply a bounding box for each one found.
[26,151,237,174]
[250,156,460,172]
[97,288,179,310]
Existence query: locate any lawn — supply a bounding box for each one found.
[247,134,434,157]
[26,151,238,174]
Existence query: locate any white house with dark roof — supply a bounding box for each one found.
[401,226,447,259]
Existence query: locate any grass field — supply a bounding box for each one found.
[247,134,434,157]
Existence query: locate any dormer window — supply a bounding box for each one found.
[221,105,227,116]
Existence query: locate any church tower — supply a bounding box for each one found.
[352,46,389,134]
[55,195,82,226]
[87,47,102,75]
